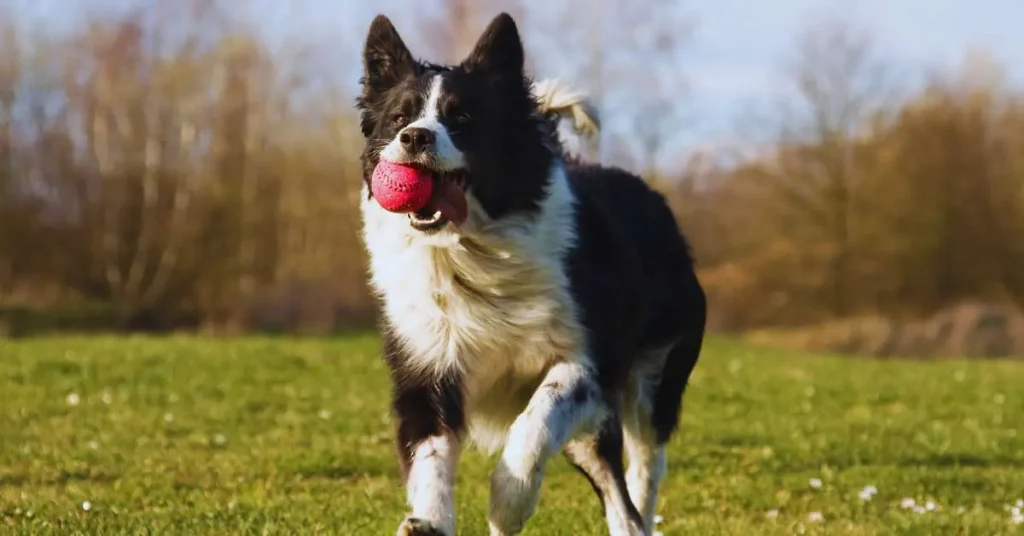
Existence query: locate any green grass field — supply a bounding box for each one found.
[1,335,1022,535]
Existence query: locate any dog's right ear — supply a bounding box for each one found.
[464,13,524,78]
[362,15,415,95]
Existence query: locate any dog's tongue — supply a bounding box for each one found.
[427,180,468,226]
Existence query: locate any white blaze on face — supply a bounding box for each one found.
[380,75,466,171]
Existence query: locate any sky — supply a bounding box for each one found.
[685,0,1024,144]
[7,0,1024,153]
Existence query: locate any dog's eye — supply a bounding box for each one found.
[392,114,407,126]
[450,111,471,125]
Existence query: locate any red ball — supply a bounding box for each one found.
[371,160,434,213]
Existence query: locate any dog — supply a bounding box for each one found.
[356,12,706,536]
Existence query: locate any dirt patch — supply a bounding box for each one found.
[745,302,1024,358]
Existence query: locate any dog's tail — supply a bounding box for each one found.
[532,78,601,139]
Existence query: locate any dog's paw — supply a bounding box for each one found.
[396,517,448,536]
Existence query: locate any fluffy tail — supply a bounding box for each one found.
[532,78,601,139]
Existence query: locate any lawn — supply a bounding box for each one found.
[1,335,1022,535]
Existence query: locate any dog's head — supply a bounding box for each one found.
[357,13,557,236]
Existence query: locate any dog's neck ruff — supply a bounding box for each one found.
[360,161,582,381]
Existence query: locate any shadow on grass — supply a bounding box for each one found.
[898,453,1024,469]
[294,465,392,481]
[688,443,1024,475]
[0,469,121,487]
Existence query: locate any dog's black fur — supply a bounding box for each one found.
[564,162,705,438]
[356,12,705,536]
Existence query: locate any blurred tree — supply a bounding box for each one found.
[0,15,18,301]
[769,19,890,317]
[535,0,692,171]
[418,0,525,62]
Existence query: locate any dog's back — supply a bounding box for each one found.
[567,162,703,351]
[537,82,705,422]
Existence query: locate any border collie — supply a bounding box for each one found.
[356,12,706,536]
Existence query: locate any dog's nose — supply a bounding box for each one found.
[399,127,435,155]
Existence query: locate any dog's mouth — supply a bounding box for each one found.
[409,169,469,232]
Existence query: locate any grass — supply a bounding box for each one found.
[1,335,1023,535]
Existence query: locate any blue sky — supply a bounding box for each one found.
[685,0,1024,142]
[8,0,1024,152]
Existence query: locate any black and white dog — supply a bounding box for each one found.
[356,12,705,536]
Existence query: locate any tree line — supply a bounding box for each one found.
[1,5,1021,336]
[675,24,1024,331]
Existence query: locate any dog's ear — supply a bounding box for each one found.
[362,15,415,95]
[464,13,524,77]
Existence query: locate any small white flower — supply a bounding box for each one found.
[1012,510,1024,525]
[81,501,91,512]
[653,532,663,536]
[1017,499,1024,508]
[1012,506,1021,516]
[87,441,99,451]
[858,485,878,500]
[653,514,663,524]
[808,512,823,523]
[900,498,916,509]
[101,391,113,404]
[925,500,937,511]
[318,409,332,420]
[809,478,823,489]
[66,393,81,406]
[766,509,779,519]
[913,505,926,514]
[213,433,227,446]
[163,412,174,423]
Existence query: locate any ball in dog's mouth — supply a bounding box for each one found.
[371,160,434,213]
[409,170,469,231]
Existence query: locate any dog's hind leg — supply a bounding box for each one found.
[564,417,646,536]
[623,332,704,534]
[487,360,602,536]
[622,407,666,535]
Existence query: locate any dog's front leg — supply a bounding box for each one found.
[488,360,602,536]
[392,372,464,536]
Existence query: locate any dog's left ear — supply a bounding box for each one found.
[464,13,524,77]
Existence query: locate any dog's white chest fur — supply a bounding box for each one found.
[361,167,584,452]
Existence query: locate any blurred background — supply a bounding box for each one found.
[1,0,1022,357]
